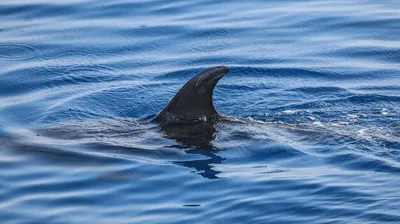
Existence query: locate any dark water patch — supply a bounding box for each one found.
[182,204,201,207]
[0,3,50,16]
[4,140,125,166]
[359,212,400,223]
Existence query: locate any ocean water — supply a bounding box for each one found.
[1,0,400,223]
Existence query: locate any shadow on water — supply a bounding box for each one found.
[2,119,227,179]
[161,121,225,179]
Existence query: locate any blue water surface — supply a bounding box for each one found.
[1,0,400,223]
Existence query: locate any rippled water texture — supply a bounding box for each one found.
[1,0,400,223]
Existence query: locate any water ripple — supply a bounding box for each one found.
[0,0,400,223]
[0,43,38,61]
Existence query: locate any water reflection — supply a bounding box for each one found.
[160,121,217,146]
[175,151,225,179]
[4,119,227,179]
[161,121,225,179]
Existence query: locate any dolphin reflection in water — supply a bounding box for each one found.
[154,66,230,178]
[0,67,231,179]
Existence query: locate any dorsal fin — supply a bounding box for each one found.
[155,66,229,123]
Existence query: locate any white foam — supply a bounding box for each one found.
[381,109,388,116]
[281,110,297,115]
[308,116,317,121]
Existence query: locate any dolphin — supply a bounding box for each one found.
[154,66,229,124]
